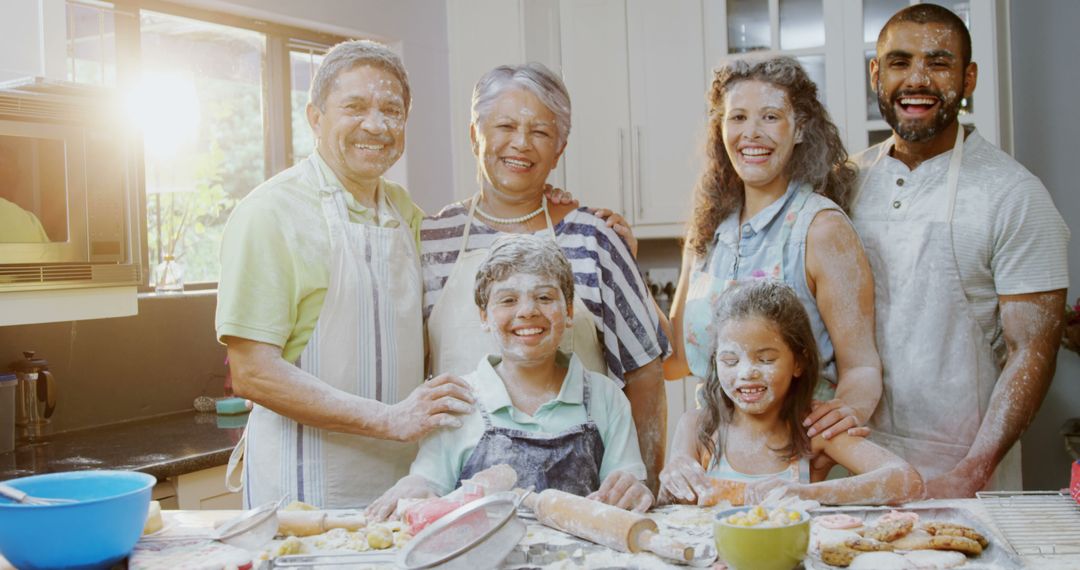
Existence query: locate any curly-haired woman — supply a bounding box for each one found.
[660,57,884,504]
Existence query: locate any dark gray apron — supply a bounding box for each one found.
[457,379,605,497]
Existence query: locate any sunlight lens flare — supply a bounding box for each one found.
[127,72,200,157]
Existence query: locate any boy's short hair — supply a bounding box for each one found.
[474,234,574,310]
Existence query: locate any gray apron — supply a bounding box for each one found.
[457,377,605,497]
[854,127,1021,489]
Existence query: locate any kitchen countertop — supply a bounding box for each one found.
[100,498,1080,569]
[1,498,1078,569]
[0,410,246,482]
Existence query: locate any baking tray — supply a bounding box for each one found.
[804,505,1022,569]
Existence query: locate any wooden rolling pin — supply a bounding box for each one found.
[276,511,368,536]
[522,489,693,562]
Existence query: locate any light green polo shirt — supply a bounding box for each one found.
[215,151,424,362]
[410,352,647,496]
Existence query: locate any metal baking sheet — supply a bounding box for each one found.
[804,505,1022,569]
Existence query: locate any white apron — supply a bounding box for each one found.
[226,156,423,508]
[854,127,1021,490]
[427,197,607,378]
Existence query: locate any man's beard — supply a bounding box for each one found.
[876,85,963,143]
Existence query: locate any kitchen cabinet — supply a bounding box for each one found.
[559,0,707,239]
[444,1,1006,235]
[155,464,241,510]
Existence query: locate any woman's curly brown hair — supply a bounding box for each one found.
[687,57,857,256]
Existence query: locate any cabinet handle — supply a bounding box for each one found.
[617,128,626,217]
[634,126,643,219]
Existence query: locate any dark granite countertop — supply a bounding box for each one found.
[0,410,246,482]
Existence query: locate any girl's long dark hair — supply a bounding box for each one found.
[697,280,820,465]
[687,56,856,256]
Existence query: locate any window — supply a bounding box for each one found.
[64,0,347,287]
[289,45,327,168]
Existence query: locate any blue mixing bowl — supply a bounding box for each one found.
[0,470,156,570]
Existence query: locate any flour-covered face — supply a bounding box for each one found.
[721,80,800,193]
[308,64,406,186]
[480,273,572,363]
[472,88,564,199]
[715,317,802,415]
[872,21,973,143]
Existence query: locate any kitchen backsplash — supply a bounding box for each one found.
[0,292,227,434]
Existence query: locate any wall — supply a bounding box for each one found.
[0,294,225,432]
[1011,0,1080,490]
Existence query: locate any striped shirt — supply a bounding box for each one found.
[420,203,668,384]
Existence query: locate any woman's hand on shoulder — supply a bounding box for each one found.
[657,454,710,505]
[589,207,638,258]
[543,184,579,207]
[589,470,654,512]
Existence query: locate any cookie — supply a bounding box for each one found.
[927,535,983,556]
[821,544,859,567]
[889,529,934,551]
[816,513,864,530]
[922,521,989,548]
[863,518,915,542]
[845,536,895,552]
[903,549,967,568]
[849,551,914,569]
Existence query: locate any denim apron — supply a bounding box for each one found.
[456,373,604,497]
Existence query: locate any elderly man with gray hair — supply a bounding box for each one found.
[216,39,476,508]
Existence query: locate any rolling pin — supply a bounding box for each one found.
[522,489,693,562]
[276,511,368,536]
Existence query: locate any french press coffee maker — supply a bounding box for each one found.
[10,351,57,442]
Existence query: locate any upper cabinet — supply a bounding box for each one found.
[560,0,707,238]
[446,0,1005,238]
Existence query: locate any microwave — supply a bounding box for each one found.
[0,78,143,292]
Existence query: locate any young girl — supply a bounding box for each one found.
[659,280,922,506]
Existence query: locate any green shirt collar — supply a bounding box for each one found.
[474,351,585,415]
[310,150,389,219]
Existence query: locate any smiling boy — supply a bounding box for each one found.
[371,234,652,516]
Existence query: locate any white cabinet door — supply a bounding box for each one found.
[625,0,707,230]
[558,0,632,214]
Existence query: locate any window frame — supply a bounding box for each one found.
[69,0,347,291]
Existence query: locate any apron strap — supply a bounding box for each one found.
[225,428,247,493]
[945,125,968,302]
[460,196,480,258]
[944,126,966,222]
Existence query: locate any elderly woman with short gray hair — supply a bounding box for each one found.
[420,62,669,492]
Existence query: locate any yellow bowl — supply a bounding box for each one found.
[714,507,810,570]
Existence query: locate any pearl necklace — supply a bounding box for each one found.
[474,199,546,225]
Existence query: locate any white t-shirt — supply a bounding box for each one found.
[851,130,1070,362]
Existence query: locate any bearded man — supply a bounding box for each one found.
[850,4,1069,498]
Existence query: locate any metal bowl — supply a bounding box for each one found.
[214,498,283,550]
[397,491,527,570]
